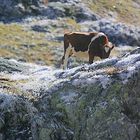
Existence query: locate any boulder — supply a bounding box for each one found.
[0,0,43,20]
[0,58,27,73]
[0,0,99,21]
[0,93,36,140]
[41,2,99,21]
[0,47,140,139]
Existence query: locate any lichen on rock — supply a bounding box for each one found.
[0,47,140,139]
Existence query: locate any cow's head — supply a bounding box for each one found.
[102,42,115,58]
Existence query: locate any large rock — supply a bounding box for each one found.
[0,48,140,139]
[49,0,80,3]
[0,58,27,73]
[41,2,99,22]
[0,93,36,140]
[0,0,44,20]
[0,0,99,21]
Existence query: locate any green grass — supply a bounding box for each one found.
[0,23,46,47]
[0,23,59,65]
[64,18,81,31]
[84,0,140,25]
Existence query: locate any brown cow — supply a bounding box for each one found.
[61,32,114,69]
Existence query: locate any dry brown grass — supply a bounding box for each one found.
[84,0,140,26]
[0,23,61,66]
[105,67,126,75]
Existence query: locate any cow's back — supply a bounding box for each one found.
[65,32,97,52]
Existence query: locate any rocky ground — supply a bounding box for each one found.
[0,47,140,140]
[0,0,140,140]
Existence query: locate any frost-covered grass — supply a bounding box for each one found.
[1,47,140,100]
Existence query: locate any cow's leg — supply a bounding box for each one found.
[89,52,94,64]
[61,55,65,65]
[61,50,72,69]
[61,54,66,69]
[61,34,70,69]
[62,47,72,69]
[60,55,65,69]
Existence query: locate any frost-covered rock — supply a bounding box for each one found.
[42,2,99,21]
[0,0,45,20]
[0,93,36,139]
[0,0,98,21]
[0,48,140,139]
[0,58,27,73]
[49,0,80,3]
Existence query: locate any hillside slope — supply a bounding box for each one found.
[0,1,140,139]
[83,0,140,26]
[0,48,140,139]
[0,0,140,67]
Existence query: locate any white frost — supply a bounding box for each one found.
[115,54,140,67]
